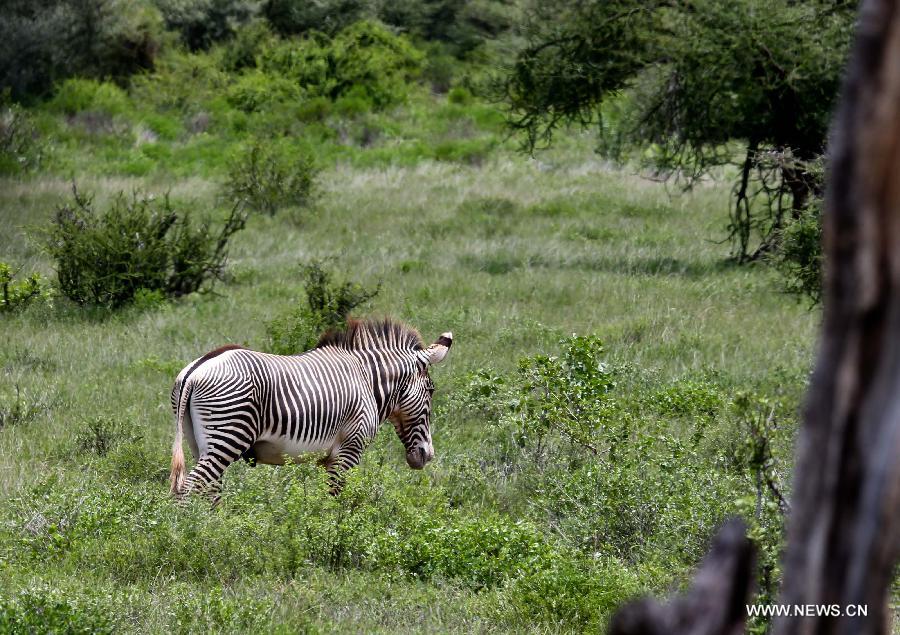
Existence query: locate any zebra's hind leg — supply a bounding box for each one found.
[177,455,228,506]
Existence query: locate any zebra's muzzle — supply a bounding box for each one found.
[406,445,432,470]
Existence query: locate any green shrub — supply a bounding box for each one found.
[0,384,53,429]
[500,556,642,630]
[265,260,380,354]
[223,141,318,214]
[225,70,301,112]
[74,416,137,457]
[260,20,423,109]
[0,586,115,634]
[0,262,46,312]
[772,204,823,305]
[41,186,246,308]
[220,19,275,70]
[0,103,44,174]
[447,86,472,105]
[49,78,132,117]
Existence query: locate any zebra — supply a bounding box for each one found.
[169,319,453,501]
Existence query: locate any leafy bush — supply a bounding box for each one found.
[0,103,44,174]
[220,19,275,71]
[223,140,318,214]
[260,20,423,109]
[41,186,246,308]
[0,586,115,634]
[0,263,46,312]
[225,70,301,112]
[772,204,823,305]
[49,78,132,117]
[0,384,53,429]
[74,416,138,457]
[265,260,380,354]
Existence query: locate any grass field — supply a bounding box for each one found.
[0,83,822,632]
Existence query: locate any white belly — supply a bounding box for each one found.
[252,435,330,465]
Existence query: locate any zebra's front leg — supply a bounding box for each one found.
[324,433,370,495]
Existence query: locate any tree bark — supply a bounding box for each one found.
[608,1,900,633]
[775,0,900,633]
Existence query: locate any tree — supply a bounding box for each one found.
[501,0,856,261]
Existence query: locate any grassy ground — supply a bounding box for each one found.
[0,79,825,632]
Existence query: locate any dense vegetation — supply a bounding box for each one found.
[0,1,884,632]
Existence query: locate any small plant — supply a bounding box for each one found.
[41,185,246,308]
[223,141,318,215]
[74,417,137,457]
[772,203,823,305]
[0,102,43,174]
[0,384,51,429]
[0,262,46,312]
[265,260,379,354]
[0,586,114,634]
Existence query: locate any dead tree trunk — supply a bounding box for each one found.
[610,1,900,633]
[775,0,900,632]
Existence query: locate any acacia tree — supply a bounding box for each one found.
[501,0,855,261]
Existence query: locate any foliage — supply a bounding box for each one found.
[0,263,46,312]
[223,140,317,213]
[0,0,163,101]
[0,384,53,430]
[41,186,246,308]
[0,586,115,634]
[0,103,44,174]
[153,0,263,50]
[48,78,132,117]
[263,0,372,36]
[260,20,424,109]
[772,199,824,306]
[265,260,380,353]
[74,416,138,457]
[502,0,854,261]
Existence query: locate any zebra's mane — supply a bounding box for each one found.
[315,318,424,351]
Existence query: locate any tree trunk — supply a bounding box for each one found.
[775,0,900,632]
[609,1,900,633]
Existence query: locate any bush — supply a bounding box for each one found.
[265,260,379,354]
[0,103,44,174]
[260,20,423,109]
[223,141,318,214]
[0,263,46,312]
[74,416,137,457]
[41,186,246,308]
[772,204,823,305]
[0,586,115,634]
[49,78,132,117]
[220,19,275,71]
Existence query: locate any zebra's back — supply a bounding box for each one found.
[185,347,372,462]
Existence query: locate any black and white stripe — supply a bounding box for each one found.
[169,320,452,501]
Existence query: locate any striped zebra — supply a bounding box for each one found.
[169,319,453,501]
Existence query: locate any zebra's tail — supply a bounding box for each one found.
[170,377,193,495]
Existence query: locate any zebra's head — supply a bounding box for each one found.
[390,332,453,470]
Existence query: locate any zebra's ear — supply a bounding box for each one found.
[425,332,453,365]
